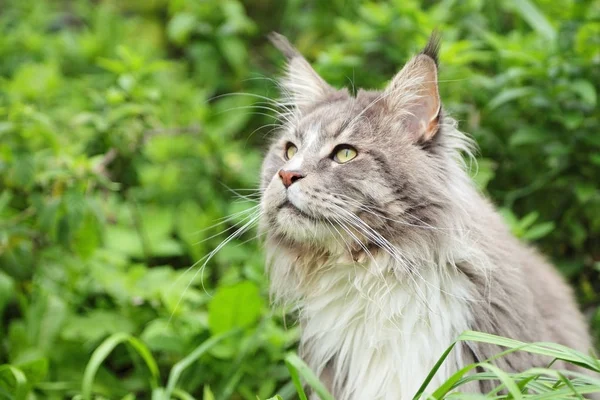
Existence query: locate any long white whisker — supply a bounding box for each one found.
[168,211,261,324]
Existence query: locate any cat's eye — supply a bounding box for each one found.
[285,143,298,160]
[333,145,358,164]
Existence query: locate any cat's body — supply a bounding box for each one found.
[259,33,593,399]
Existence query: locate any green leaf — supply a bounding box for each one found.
[14,358,47,386]
[203,385,216,400]
[508,0,556,42]
[8,63,62,100]
[574,183,597,203]
[208,281,264,335]
[509,127,547,147]
[62,310,136,342]
[518,211,539,231]
[0,272,14,318]
[0,191,12,214]
[487,87,535,110]
[71,211,101,259]
[571,80,597,107]
[168,13,197,46]
[470,158,496,189]
[217,36,248,76]
[140,319,186,353]
[522,222,555,241]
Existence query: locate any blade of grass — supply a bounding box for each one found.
[173,388,198,400]
[0,365,28,400]
[276,380,298,400]
[521,368,600,399]
[164,329,240,400]
[458,331,599,371]
[284,353,333,400]
[478,363,522,399]
[418,331,600,398]
[82,333,159,400]
[430,363,479,398]
[444,393,489,400]
[412,339,458,399]
[284,355,307,400]
[557,371,584,400]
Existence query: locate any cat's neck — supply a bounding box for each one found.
[279,250,475,400]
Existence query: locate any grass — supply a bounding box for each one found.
[64,330,600,399]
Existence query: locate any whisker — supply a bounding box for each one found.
[329,201,475,304]
[192,209,260,246]
[168,211,262,324]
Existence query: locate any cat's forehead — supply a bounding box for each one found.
[293,89,382,142]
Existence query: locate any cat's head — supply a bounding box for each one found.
[259,32,473,256]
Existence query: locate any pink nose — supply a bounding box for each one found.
[278,170,305,188]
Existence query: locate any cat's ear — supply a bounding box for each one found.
[383,32,441,142]
[269,32,334,111]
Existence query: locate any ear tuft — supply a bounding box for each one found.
[269,32,334,113]
[268,32,299,61]
[420,30,441,66]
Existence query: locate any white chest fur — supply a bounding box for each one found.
[294,253,474,400]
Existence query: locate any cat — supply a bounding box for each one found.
[258,32,594,399]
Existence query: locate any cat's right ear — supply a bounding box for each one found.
[383,32,442,143]
[269,32,334,112]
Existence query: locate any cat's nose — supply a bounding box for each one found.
[278,169,305,188]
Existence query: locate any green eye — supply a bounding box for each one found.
[333,145,358,163]
[285,143,298,160]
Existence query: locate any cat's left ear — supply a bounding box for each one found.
[269,32,335,112]
[383,32,442,142]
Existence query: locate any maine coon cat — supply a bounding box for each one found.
[258,32,593,399]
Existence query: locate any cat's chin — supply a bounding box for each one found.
[269,205,333,246]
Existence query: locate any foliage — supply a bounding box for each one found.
[0,0,598,399]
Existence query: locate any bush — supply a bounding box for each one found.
[0,0,598,398]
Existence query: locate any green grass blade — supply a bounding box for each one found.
[284,353,333,400]
[520,368,600,399]
[478,362,522,399]
[422,331,600,398]
[557,371,584,400]
[276,380,299,400]
[0,365,28,400]
[172,388,198,400]
[443,394,489,400]
[457,331,599,371]
[284,354,308,400]
[430,363,479,397]
[164,329,239,400]
[82,333,160,400]
[412,340,458,399]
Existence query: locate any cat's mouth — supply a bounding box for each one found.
[276,200,314,219]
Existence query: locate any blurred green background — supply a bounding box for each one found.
[0,0,599,399]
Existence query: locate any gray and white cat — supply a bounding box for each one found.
[258,32,593,399]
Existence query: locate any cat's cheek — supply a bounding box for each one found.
[262,175,287,206]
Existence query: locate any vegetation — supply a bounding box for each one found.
[0,0,599,398]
